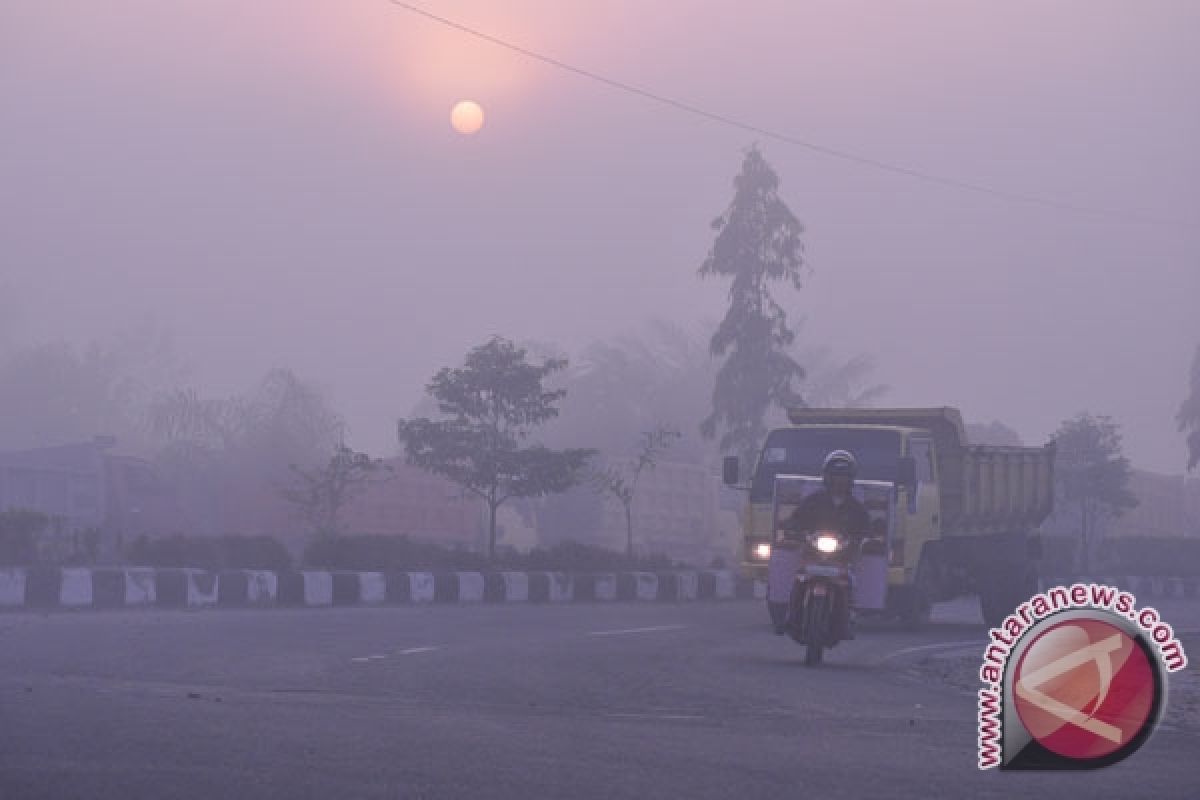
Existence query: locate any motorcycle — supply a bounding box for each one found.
[785,530,885,666]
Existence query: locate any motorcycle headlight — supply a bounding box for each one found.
[753,542,771,560]
[812,534,842,554]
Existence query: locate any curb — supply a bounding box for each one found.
[0,567,765,611]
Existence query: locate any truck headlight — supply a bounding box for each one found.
[753,542,771,560]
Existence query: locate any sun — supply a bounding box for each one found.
[451,100,484,135]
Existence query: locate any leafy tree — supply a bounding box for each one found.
[589,425,681,560]
[283,444,391,538]
[546,320,713,463]
[397,337,594,561]
[1178,343,1200,471]
[793,346,888,410]
[1053,413,1139,574]
[544,319,886,471]
[698,146,807,467]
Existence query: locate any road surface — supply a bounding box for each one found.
[1,600,1195,799]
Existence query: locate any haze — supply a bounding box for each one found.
[3,0,1197,472]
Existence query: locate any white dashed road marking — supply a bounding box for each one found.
[878,641,982,663]
[351,646,439,663]
[588,625,689,637]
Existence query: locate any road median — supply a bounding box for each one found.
[0,566,761,611]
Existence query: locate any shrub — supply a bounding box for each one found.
[125,534,291,570]
[301,535,686,572]
[0,509,49,565]
[1038,535,1079,580]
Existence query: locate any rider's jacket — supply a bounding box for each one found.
[783,489,871,540]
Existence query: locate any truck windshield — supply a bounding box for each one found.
[750,428,902,502]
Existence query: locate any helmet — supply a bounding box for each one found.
[822,450,858,488]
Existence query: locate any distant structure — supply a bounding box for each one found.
[1102,469,1200,539]
[590,457,736,566]
[339,459,484,550]
[0,438,183,561]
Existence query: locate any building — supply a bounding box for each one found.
[592,457,732,566]
[340,459,484,549]
[0,438,183,561]
[1101,469,1198,539]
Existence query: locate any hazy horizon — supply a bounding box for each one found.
[4,0,1198,473]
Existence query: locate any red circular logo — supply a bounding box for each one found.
[1012,618,1157,761]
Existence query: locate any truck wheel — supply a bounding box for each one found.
[768,599,788,633]
[980,565,1038,629]
[980,589,1009,630]
[901,556,935,630]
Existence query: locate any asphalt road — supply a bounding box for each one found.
[0,600,1195,800]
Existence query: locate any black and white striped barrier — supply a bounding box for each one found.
[0,567,764,610]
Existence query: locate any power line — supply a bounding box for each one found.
[387,1,1182,226]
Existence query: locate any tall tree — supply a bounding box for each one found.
[397,337,594,561]
[589,425,681,560]
[0,319,185,453]
[1053,413,1139,574]
[699,146,807,468]
[1178,343,1200,471]
[283,444,390,539]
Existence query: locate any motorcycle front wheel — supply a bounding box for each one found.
[804,592,829,667]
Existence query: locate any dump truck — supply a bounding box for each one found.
[723,407,1055,628]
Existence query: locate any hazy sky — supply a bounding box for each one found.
[4,1,1198,473]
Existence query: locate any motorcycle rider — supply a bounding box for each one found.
[781,449,872,638]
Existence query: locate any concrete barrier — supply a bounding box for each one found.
[699,570,735,600]
[0,565,782,611]
[651,572,699,602]
[456,572,485,603]
[635,572,658,601]
[186,570,218,607]
[302,571,333,606]
[591,573,617,602]
[246,570,278,605]
[547,572,573,603]
[677,571,699,601]
[60,568,93,607]
[500,571,528,602]
[360,572,387,605]
[125,568,157,606]
[408,572,435,603]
